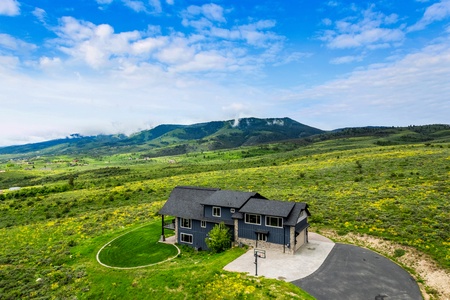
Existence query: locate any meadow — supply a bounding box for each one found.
[0,136,449,299]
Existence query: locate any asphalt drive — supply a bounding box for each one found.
[292,243,422,300]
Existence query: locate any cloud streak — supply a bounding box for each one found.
[409,0,450,31]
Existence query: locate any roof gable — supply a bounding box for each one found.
[239,198,295,217]
[284,202,309,226]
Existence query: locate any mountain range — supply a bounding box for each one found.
[0,118,324,157]
[1,117,449,158]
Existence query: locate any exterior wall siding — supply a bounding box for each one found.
[174,208,308,255]
[177,218,212,250]
[177,218,234,250]
[237,218,291,246]
[204,205,234,221]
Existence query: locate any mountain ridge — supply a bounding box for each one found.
[0,117,324,157]
[2,119,449,159]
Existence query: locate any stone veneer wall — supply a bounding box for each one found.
[235,236,295,255]
[174,217,178,243]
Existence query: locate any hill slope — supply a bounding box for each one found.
[0,117,324,158]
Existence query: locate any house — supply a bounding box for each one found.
[158,186,311,254]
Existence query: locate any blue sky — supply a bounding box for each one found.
[1,0,449,146]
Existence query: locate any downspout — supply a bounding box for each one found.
[283,226,285,253]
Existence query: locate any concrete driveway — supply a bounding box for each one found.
[223,232,335,281]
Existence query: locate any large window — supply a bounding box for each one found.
[181,233,193,244]
[180,218,191,229]
[266,216,283,228]
[245,213,261,225]
[212,206,221,217]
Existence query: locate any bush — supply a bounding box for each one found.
[394,249,406,258]
[205,222,231,253]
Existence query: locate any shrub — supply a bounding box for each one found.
[205,222,231,253]
[394,249,406,258]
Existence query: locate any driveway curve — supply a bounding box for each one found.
[292,243,422,300]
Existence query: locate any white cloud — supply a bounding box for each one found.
[408,0,450,31]
[149,0,162,13]
[0,34,37,52]
[185,4,226,23]
[53,17,143,68]
[0,0,20,16]
[123,0,147,13]
[32,8,47,24]
[319,5,405,50]
[47,12,286,74]
[282,38,450,128]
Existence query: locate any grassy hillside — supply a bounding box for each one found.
[0,132,449,298]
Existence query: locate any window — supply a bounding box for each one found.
[180,218,191,229]
[266,216,283,228]
[230,208,235,213]
[212,206,221,217]
[201,220,206,228]
[245,213,261,225]
[257,233,267,241]
[181,233,193,244]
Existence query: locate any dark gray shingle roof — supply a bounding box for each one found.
[239,198,295,217]
[201,190,264,208]
[159,186,310,226]
[284,202,309,226]
[159,186,219,219]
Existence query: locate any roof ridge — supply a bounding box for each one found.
[175,185,220,191]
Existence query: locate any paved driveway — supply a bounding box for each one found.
[292,243,422,300]
[224,233,335,281]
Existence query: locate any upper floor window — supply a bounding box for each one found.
[266,216,283,228]
[180,218,191,229]
[201,220,206,228]
[245,213,261,225]
[212,206,221,217]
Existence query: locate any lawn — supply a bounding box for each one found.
[97,223,178,268]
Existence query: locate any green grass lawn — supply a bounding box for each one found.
[97,223,177,268]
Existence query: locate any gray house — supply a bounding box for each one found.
[159,186,310,254]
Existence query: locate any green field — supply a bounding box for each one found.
[0,133,449,298]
